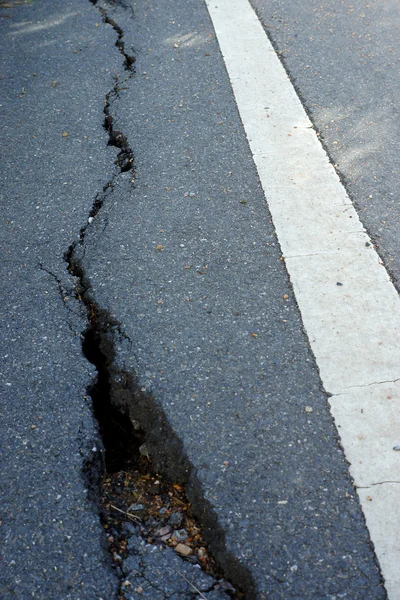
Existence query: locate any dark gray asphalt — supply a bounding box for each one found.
[0,1,120,597]
[251,0,400,289]
[0,0,393,598]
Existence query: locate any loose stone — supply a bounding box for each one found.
[175,543,193,556]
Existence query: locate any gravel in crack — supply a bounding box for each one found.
[100,464,239,599]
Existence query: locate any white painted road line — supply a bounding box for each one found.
[205,0,400,597]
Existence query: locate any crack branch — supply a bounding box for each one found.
[331,378,400,396]
[356,481,400,489]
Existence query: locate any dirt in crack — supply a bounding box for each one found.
[81,320,240,599]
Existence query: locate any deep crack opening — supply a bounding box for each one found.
[71,293,245,598]
[82,324,144,473]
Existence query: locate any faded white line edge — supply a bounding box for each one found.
[204,0,400,597]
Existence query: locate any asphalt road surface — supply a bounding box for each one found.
[1,0,399,599]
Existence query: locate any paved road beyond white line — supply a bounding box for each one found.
[205,0,400,597]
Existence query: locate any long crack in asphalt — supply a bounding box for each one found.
[64,1,246,598]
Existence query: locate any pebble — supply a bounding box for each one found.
[197,547,207,561]
[156,525,171,538]
[175,543,192,556]
[171,529,188,543]
[122,522,137,536]
[128,503,145,512]
[168,512,184,527]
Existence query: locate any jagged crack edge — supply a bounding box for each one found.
[90,0,136,70]
[64,0,255,596]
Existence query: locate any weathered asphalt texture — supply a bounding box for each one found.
[250,0,400,292]
[69,0,387,598]
[0,1,121,597]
